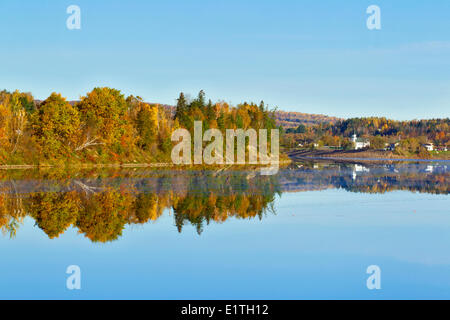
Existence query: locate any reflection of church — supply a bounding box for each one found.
[352,164,370,180]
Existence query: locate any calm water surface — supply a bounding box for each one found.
[0,161,449,299]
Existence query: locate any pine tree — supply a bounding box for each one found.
[136,104,158,151]
[174,92,187,120]
[197,90,206,108]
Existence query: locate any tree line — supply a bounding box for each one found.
[0,88,278,165]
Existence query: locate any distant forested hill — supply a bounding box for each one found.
[153,105,342,128]
[37,101,340,129]
[275,111,343,128]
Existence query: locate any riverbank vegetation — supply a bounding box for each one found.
[1,88,448,164]
[0,88,279,166]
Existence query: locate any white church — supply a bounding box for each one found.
[351,134,370,150]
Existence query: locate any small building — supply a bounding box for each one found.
[423,143,434,151]
[351,134,370,150]
[385,142,399,151]
[436,145,448,152]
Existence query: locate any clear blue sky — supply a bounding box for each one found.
[0,0,449,119]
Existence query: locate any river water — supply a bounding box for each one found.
[0,160,448,299]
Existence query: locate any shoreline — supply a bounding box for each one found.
[292,155,450,163]
[0,161,292,171]
[0,163,174,170]
[287,149,450,162]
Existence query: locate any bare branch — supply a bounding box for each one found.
[75,136,104,151]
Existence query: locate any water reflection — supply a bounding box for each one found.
[0,161,448,242]
[0,171,281,241]
[283,161,449,194]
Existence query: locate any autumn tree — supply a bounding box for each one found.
[0,101,12,152]
[0,90,34,155]
[136,103,158,152]
[369,136,387,150]
[77,87,136,156]
[32,93,81,159]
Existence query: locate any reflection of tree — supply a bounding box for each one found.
[76,190,132,243]
[172,173,280,234]
[282,163,450,195]
[173,193,276,234]
[134,193,158,223]
[0,182,26,238]
[0,194,17,238]
[0,171,281,241]
[0,164,447,242]
[27,191,80,239]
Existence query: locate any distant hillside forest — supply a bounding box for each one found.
[283,117,450,158]
[275,110,342,128]
[0,88,276,165]
[138,106,341,128]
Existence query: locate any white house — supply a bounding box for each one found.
[351,134,370,150]
[423,143,434,151]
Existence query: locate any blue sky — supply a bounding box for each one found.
[0,0,449,119]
